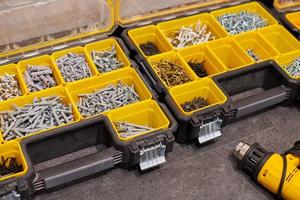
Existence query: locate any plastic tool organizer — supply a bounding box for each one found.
[122,1,300,144]
[0,0,177,199]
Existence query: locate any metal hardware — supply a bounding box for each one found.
[139,142,166,171]
[198,118,223,144]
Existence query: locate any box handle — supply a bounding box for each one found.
[232,85,291,118]
[33,148,122,191]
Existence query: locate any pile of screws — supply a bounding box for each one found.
[0,73,22,101]
[56,52,92,82]
[217,11,268,35]
[0,96,74,141]
[115,121,154,138]
[188,60,207,78]
[139,42,161,56]
[247,49,261,62]
[91,45,124,73]
[0,156,23,177]
[23,65,57,92]
[285,57,300,78]
[152,59,192,87]
[168,21,215,48]
[77,81,140,117]
[181,97,208,112]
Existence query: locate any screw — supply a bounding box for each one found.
[56,52,92,82]
[285,57,300,78]
[181,97,208,112]
[0,156,23,178]
[139,42,161,56]
[168,20,215,48]
[188,60,207,78]
[91,45,124,73]
[77,81,140,117]
[247,49,261,62]
[0,96,74,141]
[0,73,22,101]
[114,121,153,138]
[151,59,192,87]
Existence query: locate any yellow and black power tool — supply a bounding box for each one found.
[233,141,300,200]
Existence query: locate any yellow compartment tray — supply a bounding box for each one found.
[285,11,300,30]
[275,50,300,80]
[106,100,170,141]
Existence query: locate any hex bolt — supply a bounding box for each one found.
[151,59,192,87]
[247,49,261,62]
[0,96,74,141]
[0,156,23,177]
[91,45,124,73]
[23,65,57,92]
[77,81,140,117]
[139,42,161,56]
[168,20,215,48]
[285,57,300,78]
[56,52,92,83]
[181,97,208,112]
[0,73,22,101]
[217,11,268,35]
[114,121,153,138]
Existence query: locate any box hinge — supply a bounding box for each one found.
[198,117,223,144]
[139,142,166,171]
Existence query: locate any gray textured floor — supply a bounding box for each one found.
[34,105,300,200]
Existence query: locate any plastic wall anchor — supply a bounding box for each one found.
[198,118,223,144]
[139,142,166,171]
[0,191,21,200]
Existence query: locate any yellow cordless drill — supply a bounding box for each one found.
[233,141,300,200]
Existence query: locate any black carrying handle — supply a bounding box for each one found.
[232,86,290,118]
[35,148,122,191]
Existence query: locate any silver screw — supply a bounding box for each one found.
[114,121,153,138]
[285,57,300,78]
[0,73,22,101]
[247,49,261,62]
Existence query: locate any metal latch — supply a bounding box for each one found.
[198,118,223,144]
[139,142,166,171]
[0,191,21,200]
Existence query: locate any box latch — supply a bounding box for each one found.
[198,118,223,144]
[0,190,21,200]
[139,142,166,171]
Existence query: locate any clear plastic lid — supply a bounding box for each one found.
[0,0,114,55]
[116,0,249,26]
[274,0,300,12]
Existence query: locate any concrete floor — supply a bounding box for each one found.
[35,105,300,200]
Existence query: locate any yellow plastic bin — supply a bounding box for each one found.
[259,25,300,54]
[211,2,278,35]
[17,55,63,94]
[106,100,170,141]
[178,44,227,78]
[0,64,26,99]
[234,32,279,62]
[67,67,153,119]
[207,38,253,70]
[275,50,300,80]
[0,142,28,182]
[0,86,80,143]
[147,51,198,89]
[84,38,131,74]
[285,11,300,30]
[169,78,227,116]
[273,0,300,12]
[51,46,98,84]
[157,13,228,49]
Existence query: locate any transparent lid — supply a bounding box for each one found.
[117,0,249,26]
[273,0,300,12]
[0,0,114,55]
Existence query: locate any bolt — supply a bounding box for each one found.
[56,52,92,82]
[0,73,22,101]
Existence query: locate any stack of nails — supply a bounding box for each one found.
[0,96,74,141]
[181,97,208,112]
[78,81,140,117]
[0,73,22,101]
[139,42,161,56]
[285,57,300,78]
[188,60,207,78]
[0,156,23,177]
[115,121,153,138]
[24,65,57,92]
[168,21,215,48]
[56,52,92,82]
[152,59,192,87]
[217,11,268,35]
[247,49,261,62]
[91,45,124,73]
